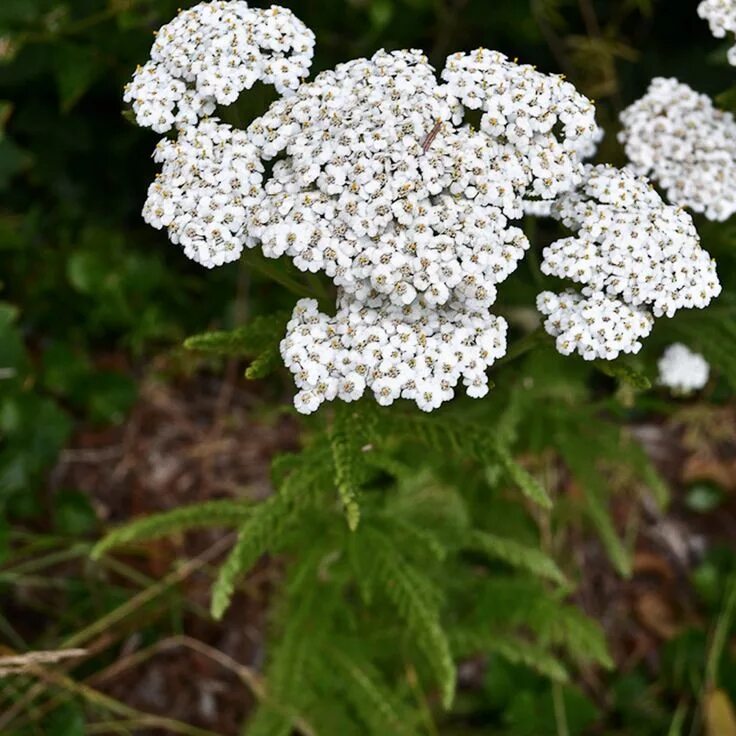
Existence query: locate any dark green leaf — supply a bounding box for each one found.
[54,45,101,112]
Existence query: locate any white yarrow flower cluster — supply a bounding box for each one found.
[441,49,603,188]
[281,293,507,413]
[124,1,315,133]
[143,119,264,267]
[537,164,721,359]
[247,48,599,313]
[657,343,710,393]
[698,0,736,64]
[619,78,736,221]
[522,199,554,217]
[536,290,654,360]
[129,4,724,412]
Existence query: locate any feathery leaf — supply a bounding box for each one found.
[466,530,567,585]
[91,499,252,559]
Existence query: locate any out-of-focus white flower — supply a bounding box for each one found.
[698,0,736,64]
[619,78,736,221]
[281,293,507,413]
[657,343,710,393]
[124,1,315,133]
[143,119,264,267]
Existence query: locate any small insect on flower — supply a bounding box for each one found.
[421,119,443,155]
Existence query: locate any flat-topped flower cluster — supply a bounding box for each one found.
[249,47,600,312]
[128,0,721,412]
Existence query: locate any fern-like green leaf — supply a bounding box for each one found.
[495,443,553,509]
[329,408,365,530]
[212,445,332,619]
[321,647,419,736]
[451,628,569,683]
[362,450,415,481]
[383,516,448,563]
[366,528,456,709]
[184,313,285,356]
[466,530,566,585]
[245,345,281,380]
[246,551,334,736]
[211,495,291,619]
[185,313,288,380]
[473,578,613,669]
[91,499,252,559]
[372,411,553,509]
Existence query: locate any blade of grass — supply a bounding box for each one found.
[0,537,234,730]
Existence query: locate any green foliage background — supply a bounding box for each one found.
[2,1,736,734]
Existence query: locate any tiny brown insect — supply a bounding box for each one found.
[421,119,443,154]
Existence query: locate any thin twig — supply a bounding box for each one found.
[0,537,234,730]
[6,662,222,736]
[530,0,575,79]
[0,649,88,677]
[64,536,234,649]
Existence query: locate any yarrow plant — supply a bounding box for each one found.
[657,343,710,394]
[128,0,720,412]
[95,2,736,731]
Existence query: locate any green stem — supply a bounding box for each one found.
[496,329,547,368]
[552,682,570,736]
[247,253,330,302]
[20,0,147,45]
